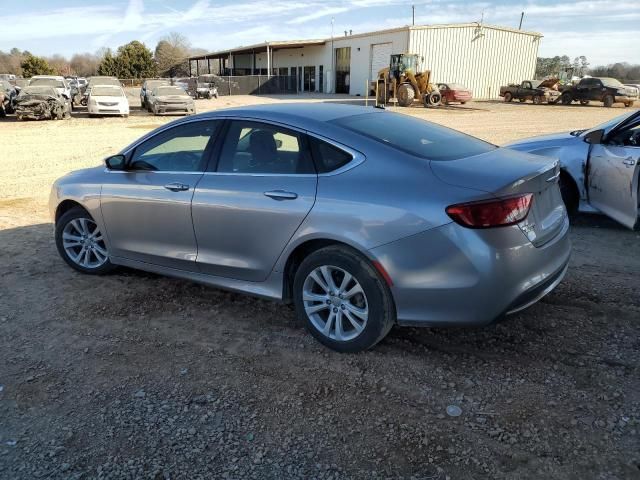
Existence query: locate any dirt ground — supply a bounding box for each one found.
[1,95,639,479]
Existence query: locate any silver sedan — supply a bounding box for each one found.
[50,104,571,352]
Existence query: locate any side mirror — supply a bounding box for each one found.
[105,154,126,170]
[584,129,604,145]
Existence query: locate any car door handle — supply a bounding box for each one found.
[264,190,298,200]
[622,159,636,166]
[164,182,190,192]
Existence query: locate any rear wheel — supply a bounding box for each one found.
[55,207,115,275]
[603,95,614,108]
[504,92,513,102]
[293,246,395,353]
[397,83,415,107]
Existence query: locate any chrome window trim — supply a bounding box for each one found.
[103,169,205,175]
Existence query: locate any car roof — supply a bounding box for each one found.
[201,102,382,123]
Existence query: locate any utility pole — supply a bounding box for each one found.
[519,11,524,30]
[331,17,335,93]
[412,5,415,26]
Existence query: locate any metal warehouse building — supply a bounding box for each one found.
[189,23,542,99]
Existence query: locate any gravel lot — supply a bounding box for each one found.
[1,96,639,479]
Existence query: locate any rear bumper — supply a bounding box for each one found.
[370,215,571,327]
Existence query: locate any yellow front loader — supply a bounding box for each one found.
[372,53,441,107]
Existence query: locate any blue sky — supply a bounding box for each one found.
[1,0,638,66]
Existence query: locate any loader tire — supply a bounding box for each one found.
[397,84,415,107]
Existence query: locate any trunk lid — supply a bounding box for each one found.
[431,148,566,246]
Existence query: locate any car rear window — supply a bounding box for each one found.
[333,112,496,161]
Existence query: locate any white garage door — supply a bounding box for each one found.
[370,43,392,81]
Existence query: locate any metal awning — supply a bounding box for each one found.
[189,39,326,61]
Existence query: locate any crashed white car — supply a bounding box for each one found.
[87,85,129,117]
[507,109,639,229]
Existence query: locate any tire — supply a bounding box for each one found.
[580,100,589,106]
[504,92,513,102]
[55,207,115,275]
[561,93,572,105]
[603,95,614,108]
[559,173,579,216]
[396,83,415,107]
[533,95,543,105]
[292,246,395,353]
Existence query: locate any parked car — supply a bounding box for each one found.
[29,75,72,102]
[88,85,129,117]
[15,86,71,120]
[147,85,195,115]
[49,104,570,352]
[81,76,121,105]
[560,77,632,107]
[624,84,639,103]
[140,79,170,109]
[506,109,639,229]
[500,79,561,104]
[437,83,472,105]
[0,79,17,116]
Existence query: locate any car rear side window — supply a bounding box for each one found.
[129,121,218,172]
[216,121,315,174]
[333,112,496,161]
[309,137,353,173]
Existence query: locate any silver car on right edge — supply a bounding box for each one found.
[50,104,571,352]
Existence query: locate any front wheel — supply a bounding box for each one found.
[396,83,415,107]
[561,93,572,105]
[533,95,543,105]
[503,92,513,102]
[293,246,395,353]
[55,207,115,274]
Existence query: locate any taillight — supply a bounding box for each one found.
[446,194,533,228]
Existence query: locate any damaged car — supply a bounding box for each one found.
[146,85,195,115]
[500,79,561,104]
[15,86,71,121]
[506,109,640,229]
[0,79,17,116]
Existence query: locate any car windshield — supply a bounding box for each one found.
[91,86,124,97]
[600,77,623,88]
[30,78,64,88]
[156,86,185,96]
[333,113,497,161]
[584,110,640,135]
[20,86,57,96]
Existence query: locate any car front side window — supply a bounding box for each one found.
[129,121,218,172]
[216,121,315,174]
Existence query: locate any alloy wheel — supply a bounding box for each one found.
[62,217,109,269]
[302,265,369,342]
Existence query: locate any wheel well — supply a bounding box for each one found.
[55,200,87,223]
[282,239,359,303]
[559,170,580,213]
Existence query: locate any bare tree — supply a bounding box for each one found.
[154,32,192,77]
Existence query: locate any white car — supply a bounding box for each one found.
[29,75,71,100]
[87,85,129,117]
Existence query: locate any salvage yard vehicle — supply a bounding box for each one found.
[437,83,472,105]
[87,85,129,117]
[507,109,640,229]
[624,84,639,103]
[373,53,441,107]
[81,76,121,105]
[560,77,632,107]
[15,86,71,120]
[140,79,170,109]
[500,79,561,104]
[195,75,219,99]
[50,103,570,352]
[29,75,72,101]
[146,85,195,115]
[0,79,17,116]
